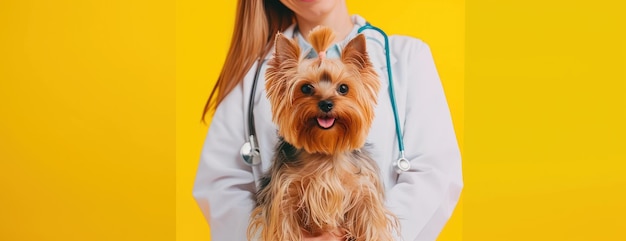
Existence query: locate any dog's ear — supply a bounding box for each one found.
[266,33,300,92]
[266,33,300,97]
[266,33,300,120]
[272,33,300,70]
[341,34,371,70]
[342,34,380,106]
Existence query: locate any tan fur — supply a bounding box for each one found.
[249,152,399,241]
[308,26,336,57]
[250,26,399,241]
[265,27,380,154]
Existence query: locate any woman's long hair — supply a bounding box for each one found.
[202,0,294,120]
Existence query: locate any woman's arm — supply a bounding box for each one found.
[385,39,464,241]
[193,83,257,241]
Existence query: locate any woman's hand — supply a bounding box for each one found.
[302,228,346,241]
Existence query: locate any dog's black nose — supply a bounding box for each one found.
[318,100,333,112]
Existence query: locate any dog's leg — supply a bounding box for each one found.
[255,176,304,241]
[344,173,399,241]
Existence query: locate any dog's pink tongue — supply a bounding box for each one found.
[316,117,335,129]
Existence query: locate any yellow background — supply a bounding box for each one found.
[0,0,175,240]
[465,1,626,240]
[1,0,624,241]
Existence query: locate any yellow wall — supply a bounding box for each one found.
[2,0,624,240]
[0,0,174,240]
[465,1,626,240]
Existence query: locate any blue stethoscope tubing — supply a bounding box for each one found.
[357,24,410,174]
[241,23,410,190]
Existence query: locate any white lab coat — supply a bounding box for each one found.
[193,15,463,241]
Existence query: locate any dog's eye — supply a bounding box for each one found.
[338,84,349,95]
[301,84,314,95]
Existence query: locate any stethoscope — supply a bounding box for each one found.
[241,23,410,189]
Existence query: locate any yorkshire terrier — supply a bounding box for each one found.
[248,26,399,241]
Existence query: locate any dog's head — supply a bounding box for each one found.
[265,26,380,154]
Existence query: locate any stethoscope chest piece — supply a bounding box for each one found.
[393,157,411,174]
[240,136,260,166]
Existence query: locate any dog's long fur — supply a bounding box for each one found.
[248,26,399,241]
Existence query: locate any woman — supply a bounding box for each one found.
[193,0,463,240]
